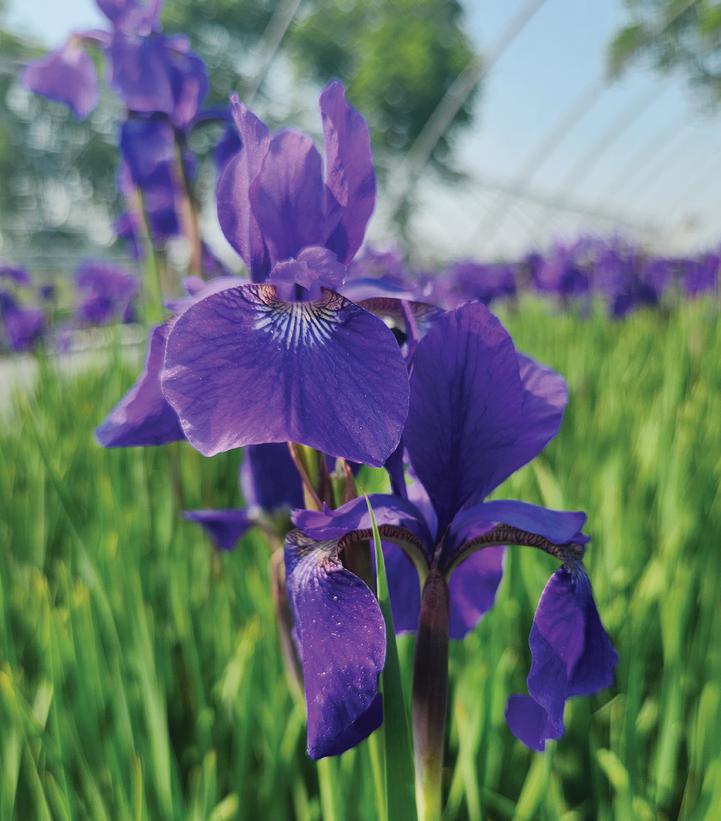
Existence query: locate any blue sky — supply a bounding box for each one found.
[7,0,721,257]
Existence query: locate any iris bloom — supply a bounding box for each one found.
[75,260,139,327]
[159,82,409,466]
[286,302,617,758]
[22,0,207,129]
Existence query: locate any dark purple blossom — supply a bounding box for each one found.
[0,294,45,352]
[161,83,409,466]
[22,34,101,118]
[0,264,32,287]
[286,302,616,756]
[75,260,139,326]
[435,259,517,307]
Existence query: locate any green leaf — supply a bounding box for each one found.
[366,497,417,821]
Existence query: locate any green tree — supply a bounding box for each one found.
[609,0,721,101]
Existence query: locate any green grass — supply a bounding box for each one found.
[2,299,721,819]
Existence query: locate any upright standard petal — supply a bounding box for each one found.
[404,303,524,534]
[216,97,270,280]
[97,323,184,447]
[505,566,618,751]
[284,529,386,758]
[320,81,376,264]
[477,355,567,500]
[239,443,304,512]
[184,509,253,551]
[249,130,326,265]
[108,33,175,115]
[23,36,99,118]
[161,285,409,466]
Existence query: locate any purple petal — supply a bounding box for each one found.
[108,33,175,115]
[384,541,422,633]
[292,493,432,555]
[239,443,304,512]
[216,97,270,280]
[2,306,44,352]
[184,509,253,551]
[23,36,98,118]
[479,354,567,497]
[161,285,409,466]
[284,529,386,758]
[249,130,326,265]
[404,303,524,534]
[507,566,618,751]
[97,0,162,33]
[448,500,588,559]
[319,80,376,263]
[167,46,208,129]
[96,323,184,447]
[0,265,32,287]
[447,548,505,639]
[268,250,345,301]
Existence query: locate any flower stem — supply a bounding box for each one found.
[412,568,449,821]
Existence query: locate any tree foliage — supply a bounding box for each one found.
[609,0,721,102]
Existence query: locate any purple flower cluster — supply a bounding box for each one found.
[22,0,232,264]
[93,80,617,774]
[1,264,46,353]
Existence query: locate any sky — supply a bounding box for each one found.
[6,0,721,258]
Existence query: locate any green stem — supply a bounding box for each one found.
[316,757,340,821]
[367,729,387,821]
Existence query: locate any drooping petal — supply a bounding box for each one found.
[161,285,409,466]
[184,509,253,551]
[404,303,524,535]
[292,493,432,559]
[239,443,304,512]
[96,323,184,447]
[447,548,505,639]
[216,97,270,280]
[249,130,326,266]
[506,566,618,751]
[284,529,386,759]
[447,500,588,564]
[319,81,376,264]
[23,35,99,118]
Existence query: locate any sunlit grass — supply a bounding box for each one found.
[1,298,720,819]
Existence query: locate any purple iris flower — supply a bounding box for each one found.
[286,302,616,757]
[160,83,409,467]
[22,33,102,119]
[683,252,719,297]
[435,260,517,308]
[119,117,183,243]
[0,293,45,352]
[533,242,591,302]
[23,0,208,130]
[0,264,32,287]
[75,260,139,327]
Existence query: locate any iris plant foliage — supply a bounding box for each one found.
[21,6,619,816]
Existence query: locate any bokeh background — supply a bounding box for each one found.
[2,1,721,819]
